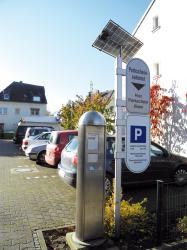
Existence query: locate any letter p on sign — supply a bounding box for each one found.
[130,126,146,143]
[135,128,142,140]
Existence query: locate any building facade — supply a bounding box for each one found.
[0,81,47,132]
[130,0,187,154]
[132,0,187,103]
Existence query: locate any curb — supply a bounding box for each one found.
[150,239,187,250]
[36,229,48,250]
[36,226,187,250]
[36,225,75,250]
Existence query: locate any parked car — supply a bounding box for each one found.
[24,127,53,140]
[58,136,187,195]
[14,126,53,145]
[13,116,61,144]
[22,132,51,151]
[45,130,78,167]
[25,143,47,165]
[58,136,122,191]
[13,125,29,144]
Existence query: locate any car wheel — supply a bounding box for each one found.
[36,151,46,166]
[105,175,113,196]
[174,167,187,186]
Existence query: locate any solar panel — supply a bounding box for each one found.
[92,20,143,63]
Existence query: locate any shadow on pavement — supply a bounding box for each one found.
[0,139,23,157]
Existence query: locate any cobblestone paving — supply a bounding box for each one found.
[0,140,76,250]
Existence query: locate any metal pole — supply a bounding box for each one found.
[114,47,126,238]
[156,180,164,246]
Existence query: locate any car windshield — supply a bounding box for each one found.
[151,144,164,157]
[66,137,78,152]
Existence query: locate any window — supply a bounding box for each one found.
[154,63,160,76]
[151,144,163,157]
[68,134,76,142]
[0,107,8,115]
[30,108,40,115]
[4,93,9,100]
[15,108,20,115]
[66,137,78,152]
[152,15,160,32]
[106,136,125,155]
[30,128,47,136]
[49,133,58,144]
[40,133,51,140]
[33,96,41,102]
[16,126,28,136]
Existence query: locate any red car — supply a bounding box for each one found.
[45,130,78,167]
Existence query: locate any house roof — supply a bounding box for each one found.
[88,89,114,102]
[133,0,156,36]
[0,81,47,104]
[100,90,114,100]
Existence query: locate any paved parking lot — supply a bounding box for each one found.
[0,139,76,250]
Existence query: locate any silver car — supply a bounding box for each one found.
[25,143,47,165]
[22,132,51,151]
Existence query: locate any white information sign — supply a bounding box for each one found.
[125,115,150,173]
[87,133,98,151]
[88,154,98,163]
[126,58,150,114]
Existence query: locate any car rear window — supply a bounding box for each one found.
[59,133,77,144]
[49,132,59,144]
[17,126,28,136]
[68,134,76,142]
[65,137,78,152]
[56,132,77,144]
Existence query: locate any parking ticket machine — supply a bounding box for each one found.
[75,111,106,245]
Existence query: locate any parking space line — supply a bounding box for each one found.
[25,175,58,180]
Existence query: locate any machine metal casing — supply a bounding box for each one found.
[76,111,106,242]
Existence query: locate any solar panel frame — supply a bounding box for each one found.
[92,20,143,63]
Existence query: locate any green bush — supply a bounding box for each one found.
[104,192,156,249]
[177,216,187,237]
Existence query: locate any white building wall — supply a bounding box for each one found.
[133,0,187,103]
[0,102,47,131]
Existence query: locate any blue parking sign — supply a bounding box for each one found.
[130,126,146,143]
[126,115,150,173]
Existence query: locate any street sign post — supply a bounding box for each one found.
[126,115,150,173]
[92,20,144,238]
[126,58,150,173]
[126,58,150,114]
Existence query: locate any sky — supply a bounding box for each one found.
[0,0,152,113]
